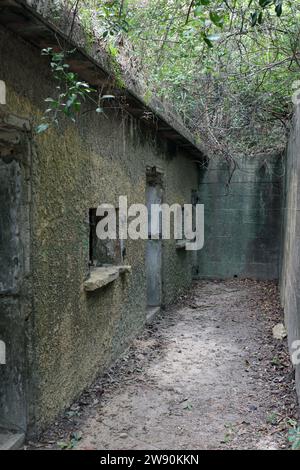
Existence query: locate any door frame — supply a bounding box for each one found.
[145,166,164,315]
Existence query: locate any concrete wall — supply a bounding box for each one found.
[196,155,283,279]
[280,104,300,401]
[0,26,198,433]
[0,128,31,433]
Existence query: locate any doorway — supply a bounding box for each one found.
[146,168,163,322]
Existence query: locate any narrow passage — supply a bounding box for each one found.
[31,280,298,450]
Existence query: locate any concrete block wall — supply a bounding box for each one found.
[195,154,283,280]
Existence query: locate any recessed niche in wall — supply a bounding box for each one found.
[89,208,125,267]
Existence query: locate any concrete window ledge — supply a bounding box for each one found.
[176,240,187,250]
[84,265,131,292]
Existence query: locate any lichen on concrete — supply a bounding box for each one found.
[0,25,199,434]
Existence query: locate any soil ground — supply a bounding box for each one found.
[27,280,299,450]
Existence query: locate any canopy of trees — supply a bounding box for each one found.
[49,1,300,160]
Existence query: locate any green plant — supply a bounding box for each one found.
[79,7,95,50]
[99,0,131,38]
[288,426,300,450]
[79,0,132,39]
[118,0,298,161]
[37,48,94,133]
[266,411,278,425]
[37,47,114,133]
[57,431,83,450]
[221,423,236,443]
[37,0,298,162]
[107,42,125,88]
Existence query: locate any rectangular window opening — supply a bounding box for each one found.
[89,207,125,267]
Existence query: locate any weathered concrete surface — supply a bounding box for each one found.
[280,104,300,402]
[0,23,199,434]
[0,429,25,450]
[83,266,131,292]
[196,155,283,280]
[0,120,31,435]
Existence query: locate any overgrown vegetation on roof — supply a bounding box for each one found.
[42,1,299,161]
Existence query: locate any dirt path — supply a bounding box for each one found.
[29,280,298,450]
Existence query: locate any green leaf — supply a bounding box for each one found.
[259,0,273,7]
[288,427,300,450]
[41,47,53,56]
[57,441,69,450]
[209,11,224,28]
[194,6,202,16]
[275,0,283,17]
[71,431,82,441]
[251,11,258,27]
[184,403,193,411]
[73,101,81,112]
[66,94,77,109]
[202,33,213,48]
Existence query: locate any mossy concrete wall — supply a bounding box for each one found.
[0,128,32,433]
[280,104,300,402]
[195,155,283,280]
[0,26,198,433]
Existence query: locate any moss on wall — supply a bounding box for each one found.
[0,26,198,432]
